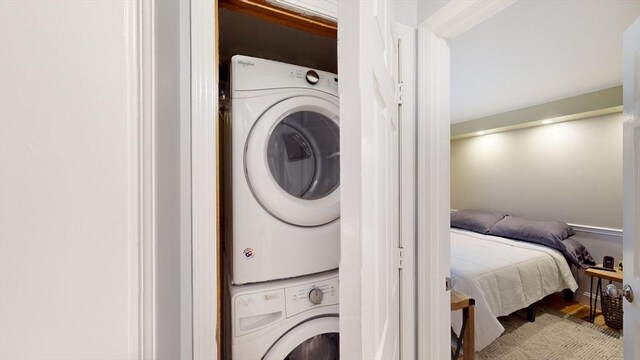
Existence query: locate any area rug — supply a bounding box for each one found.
[477,306,623,360]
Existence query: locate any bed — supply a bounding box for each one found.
[450,227,579,351]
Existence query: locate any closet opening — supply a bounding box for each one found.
[216,3,339,358]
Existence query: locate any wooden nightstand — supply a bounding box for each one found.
[585,264,623,323]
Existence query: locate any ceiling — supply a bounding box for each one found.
[450,0,640,124]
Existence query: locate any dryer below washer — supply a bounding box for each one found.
[227,270,339,359]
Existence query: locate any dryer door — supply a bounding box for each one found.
[262,316,339,360]
[245,96,340,227]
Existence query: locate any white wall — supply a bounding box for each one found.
[417,0,449,23]
[0,1,189,359]
[0,1,141,358]
[394,0,418,28]
[451,113,623,229]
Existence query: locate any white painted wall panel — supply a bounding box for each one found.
[0,1,139,359]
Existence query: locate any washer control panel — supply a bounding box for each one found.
[285,276,338,318]
[232,55,338,97]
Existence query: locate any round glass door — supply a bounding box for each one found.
[267,111,339,200]
[245,96,340,227]
[284,333,339,360]
[262,316,339,360]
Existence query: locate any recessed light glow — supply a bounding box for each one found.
[476,131,486,136]
[541,119,553,125]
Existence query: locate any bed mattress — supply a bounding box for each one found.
[450,228,578,351]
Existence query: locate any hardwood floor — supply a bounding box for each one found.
[540,294,616,331]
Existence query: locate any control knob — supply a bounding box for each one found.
[306,70,319,85]
[308,288,323,305]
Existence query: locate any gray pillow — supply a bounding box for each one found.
[563,238,596,269]
[488,215,574,252]
[451,210,506,234]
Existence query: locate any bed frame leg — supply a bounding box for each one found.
[526,304,535,322]
[563,289,575,302]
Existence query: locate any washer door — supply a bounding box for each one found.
[245,96,340,227]
[263,316,339,360]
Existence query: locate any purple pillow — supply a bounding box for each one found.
[488,215,574,252]
[451,210,506,234]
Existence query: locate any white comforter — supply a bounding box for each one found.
[450,228,578,351]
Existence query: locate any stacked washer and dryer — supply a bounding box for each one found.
[223,55,341,359]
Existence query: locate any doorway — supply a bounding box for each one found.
[417,1,640,359]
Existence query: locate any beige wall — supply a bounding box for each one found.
[451,112,623,229]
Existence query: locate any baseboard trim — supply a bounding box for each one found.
[575,291,601,309]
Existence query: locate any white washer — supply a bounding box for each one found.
[226,55,340,284]
[227,270,339,360]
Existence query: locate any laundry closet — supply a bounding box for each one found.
[217,1,341,358]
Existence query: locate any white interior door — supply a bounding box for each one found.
[623,16,640,359]
[338,0,401,358]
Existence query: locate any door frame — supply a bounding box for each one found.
[191,0,218,359]
[416,1,517,358]
[397,22,417,360]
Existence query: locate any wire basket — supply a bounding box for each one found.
[601,291,624,330]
